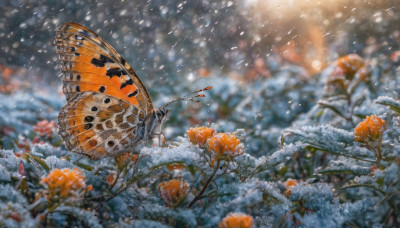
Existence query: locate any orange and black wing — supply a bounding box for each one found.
[58,92,145,160]
[55,22,153,114]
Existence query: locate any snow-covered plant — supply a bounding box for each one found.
[1,3,400,226]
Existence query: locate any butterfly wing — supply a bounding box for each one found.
[55,22,153,114]
[58,92,145,160]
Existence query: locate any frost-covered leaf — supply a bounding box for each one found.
[140,138,201,170]
[51,206,101,228]
[0,149,19,172]
[30,144,69,159]
[0,184,27,204]
[258,142,307,170]
[0,164,11,181]
[283,125,354,155]
[0,202,39,228]
[317,158,370,175]
[136,203,197,227]
[375,96,400,113]
[286,183,371,228]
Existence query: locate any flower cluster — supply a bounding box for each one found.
[187,127,244,161]
[219,213,254,228]
[33,120,55,137]
[326,54,368,94]
[334,54,365,78]
[41,168,89,200]
[208,133,244,159]
[353,115,386,142]
[187,126,216,147]
[283,178,298,197]
[158,179,189,207]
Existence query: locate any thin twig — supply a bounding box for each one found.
[187,160,220,208]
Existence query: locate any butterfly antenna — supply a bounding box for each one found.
[161,86,212,109]
[183,86,213,98]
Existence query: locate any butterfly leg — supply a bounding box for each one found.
[150,133,164,147]
[151,137,159,147]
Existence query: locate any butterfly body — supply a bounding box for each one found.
[56,22,169,160]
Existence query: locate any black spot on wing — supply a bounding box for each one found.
[120,79,134,89]
[84,123,93,130]
[84,116,94,122]
[106,68,127,78]
[127,90,138,97]
[91,54,115,67]
[120,57,126,65]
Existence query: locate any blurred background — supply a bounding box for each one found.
[1,0,400,155]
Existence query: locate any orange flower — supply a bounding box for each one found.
[41,168,86,200]
[131,154,138,163]
[187,127,216,147]
[284,179,298,188]
[354,115,386,142]
[391,50,400,62]
[219,213,254,228]
[33,120,55,137]
[208,133,244,159]
[197,67,211,77]
[283,179,298,197]
[158,179,188,207]
[334,54,365,79]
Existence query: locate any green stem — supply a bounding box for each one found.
[377,137,383,168]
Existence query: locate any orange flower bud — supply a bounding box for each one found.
[41,168,86,200]
[334,54,365,78]
[106,174,115,186]
[391,50,400,62]
[354,115,386,142]
[187,127,216,147]
[208,133,244,159]
[284,179,298,188]
[219,213,254,228]
[158,179,189,207]
[283,179,298,197]
[131,154,138,163]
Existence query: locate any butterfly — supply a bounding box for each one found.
[55,22,211,160]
